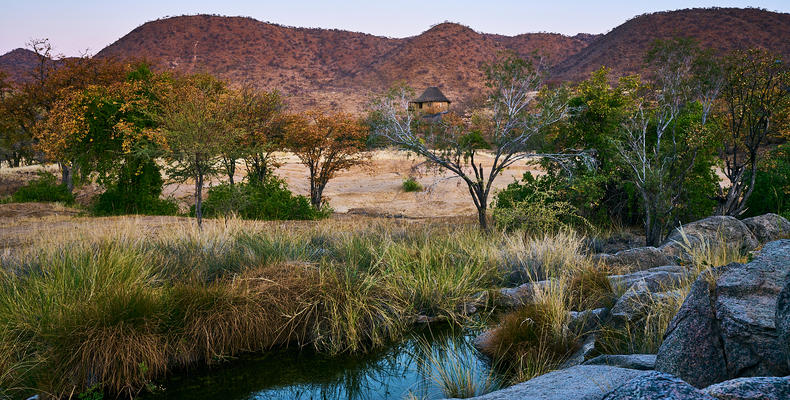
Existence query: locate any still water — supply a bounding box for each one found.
[144,327,498,400]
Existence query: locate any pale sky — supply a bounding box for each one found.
[1,0,789,56]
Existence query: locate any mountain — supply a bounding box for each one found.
[2,8,789,112]
[552,7,790,81]
[0,48,39,83]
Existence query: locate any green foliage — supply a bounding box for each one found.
[92,160,178,216]
[493,172,588,233]
[745,143,790,217]
[402,176,423,192]
[11,172,74,204]
[200,176,324,221]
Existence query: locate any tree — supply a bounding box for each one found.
[616,38,719,246]
[220,86,285,185]
[716,48,790,216]
[285,110,369,209]
[155,74,227,227]
[370,53,570,230]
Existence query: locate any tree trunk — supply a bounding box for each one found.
[60,163,74,193]
[477,204,488,231]
[224,157,236,186]
[195,169,204,229]
[310,180,323,209]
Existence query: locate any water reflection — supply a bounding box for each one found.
[145,326,495,400]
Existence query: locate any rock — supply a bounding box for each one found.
[660,216,759,259]
[608,265,688,293]
[742,213,790,243]
[496,280,550,308]
[656,240,790,388]
[449,365,651,400]
[703,376,790,400]
[777,272,790,371]
[568,308,610,334]
[472,329,498,357]
[610,281,682,324]
[601,371,715,399]
[559,335,597,369]
[584,354,656,371]
[593,247,676,270]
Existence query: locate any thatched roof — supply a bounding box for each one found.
[413,86,450,103]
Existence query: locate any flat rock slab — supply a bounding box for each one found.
[584,354,656,371]
[703,376,790,400]
[448,365,651,400]
[602,371,715,399]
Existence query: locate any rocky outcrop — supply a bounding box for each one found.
[448,365,651,400]
[656,240,790,388]
[610,281,682,324]
[660,216,759,259]
[584,354,656,371]
[742,213,790,243]
[568,308,610,334]
[702,376,790,400]
[608,265,687,292]
[777,273,790,371]
[601,371,715,399]
[593,247,675,270]
[496,280,549,308]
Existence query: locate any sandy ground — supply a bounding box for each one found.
[160,150,542,218]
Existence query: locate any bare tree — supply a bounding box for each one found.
[617,38,718,246]
[716,48,790,216]
[370,53,571,230]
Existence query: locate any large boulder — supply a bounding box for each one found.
[496,280,550,308]
[448,365,651,400]
[742,213,790,243]
[610,281,683,324]
[702,376,790,400]
[601,371,715,400]
[656,240,790,387]
[584,354,656,371]
[777,273,790,371]
[568,308,610,334]
[608,265,688,293]
[593,247,675,270]
[660,216,759,259]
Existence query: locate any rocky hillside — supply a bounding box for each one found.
[0,48,39,83]
[553,7,790,81]
[2,8,789,112]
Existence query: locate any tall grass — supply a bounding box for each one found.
[0,216,515,398]
[413,335,500,398]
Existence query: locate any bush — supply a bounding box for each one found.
[93,160,178,216]
[11,172,74,204]
[402,176,423,192]
[745,143,790,217]
[201,176,325,220]
[493,173,588,233]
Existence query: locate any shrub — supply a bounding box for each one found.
[493,173,588,234]
[11,172,74,204]
[402,176,423,192]
[744,143,790,217]
[200,176,325,221]
[93,160,178,216]
[566,264,615,311]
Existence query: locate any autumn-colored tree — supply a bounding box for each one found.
[219,86,285,185]
[155,74,227,227]
[716,48,790,216]
[285,111,369,208]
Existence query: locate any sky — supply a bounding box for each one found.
[1,0,789,56]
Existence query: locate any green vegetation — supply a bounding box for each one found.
[402,176,423,192]
[200,177,323,221]
[11,172,75,204]
[745,143,790,218]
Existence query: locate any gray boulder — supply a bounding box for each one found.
[449,365,651,400]
[568,308,610,334]
[593,246,675,270]
[472,329,497,357]
[742,213,790,243]
[602,371,715,399]
[496,280,549,308]
[660,216,759,259]
[703,376,790,400]
[559,335,597,369]
[608,265,688,293]
[610,281,683,324]
[584,354,656,371]
[656,240,790,388]
[777,272,790,371]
